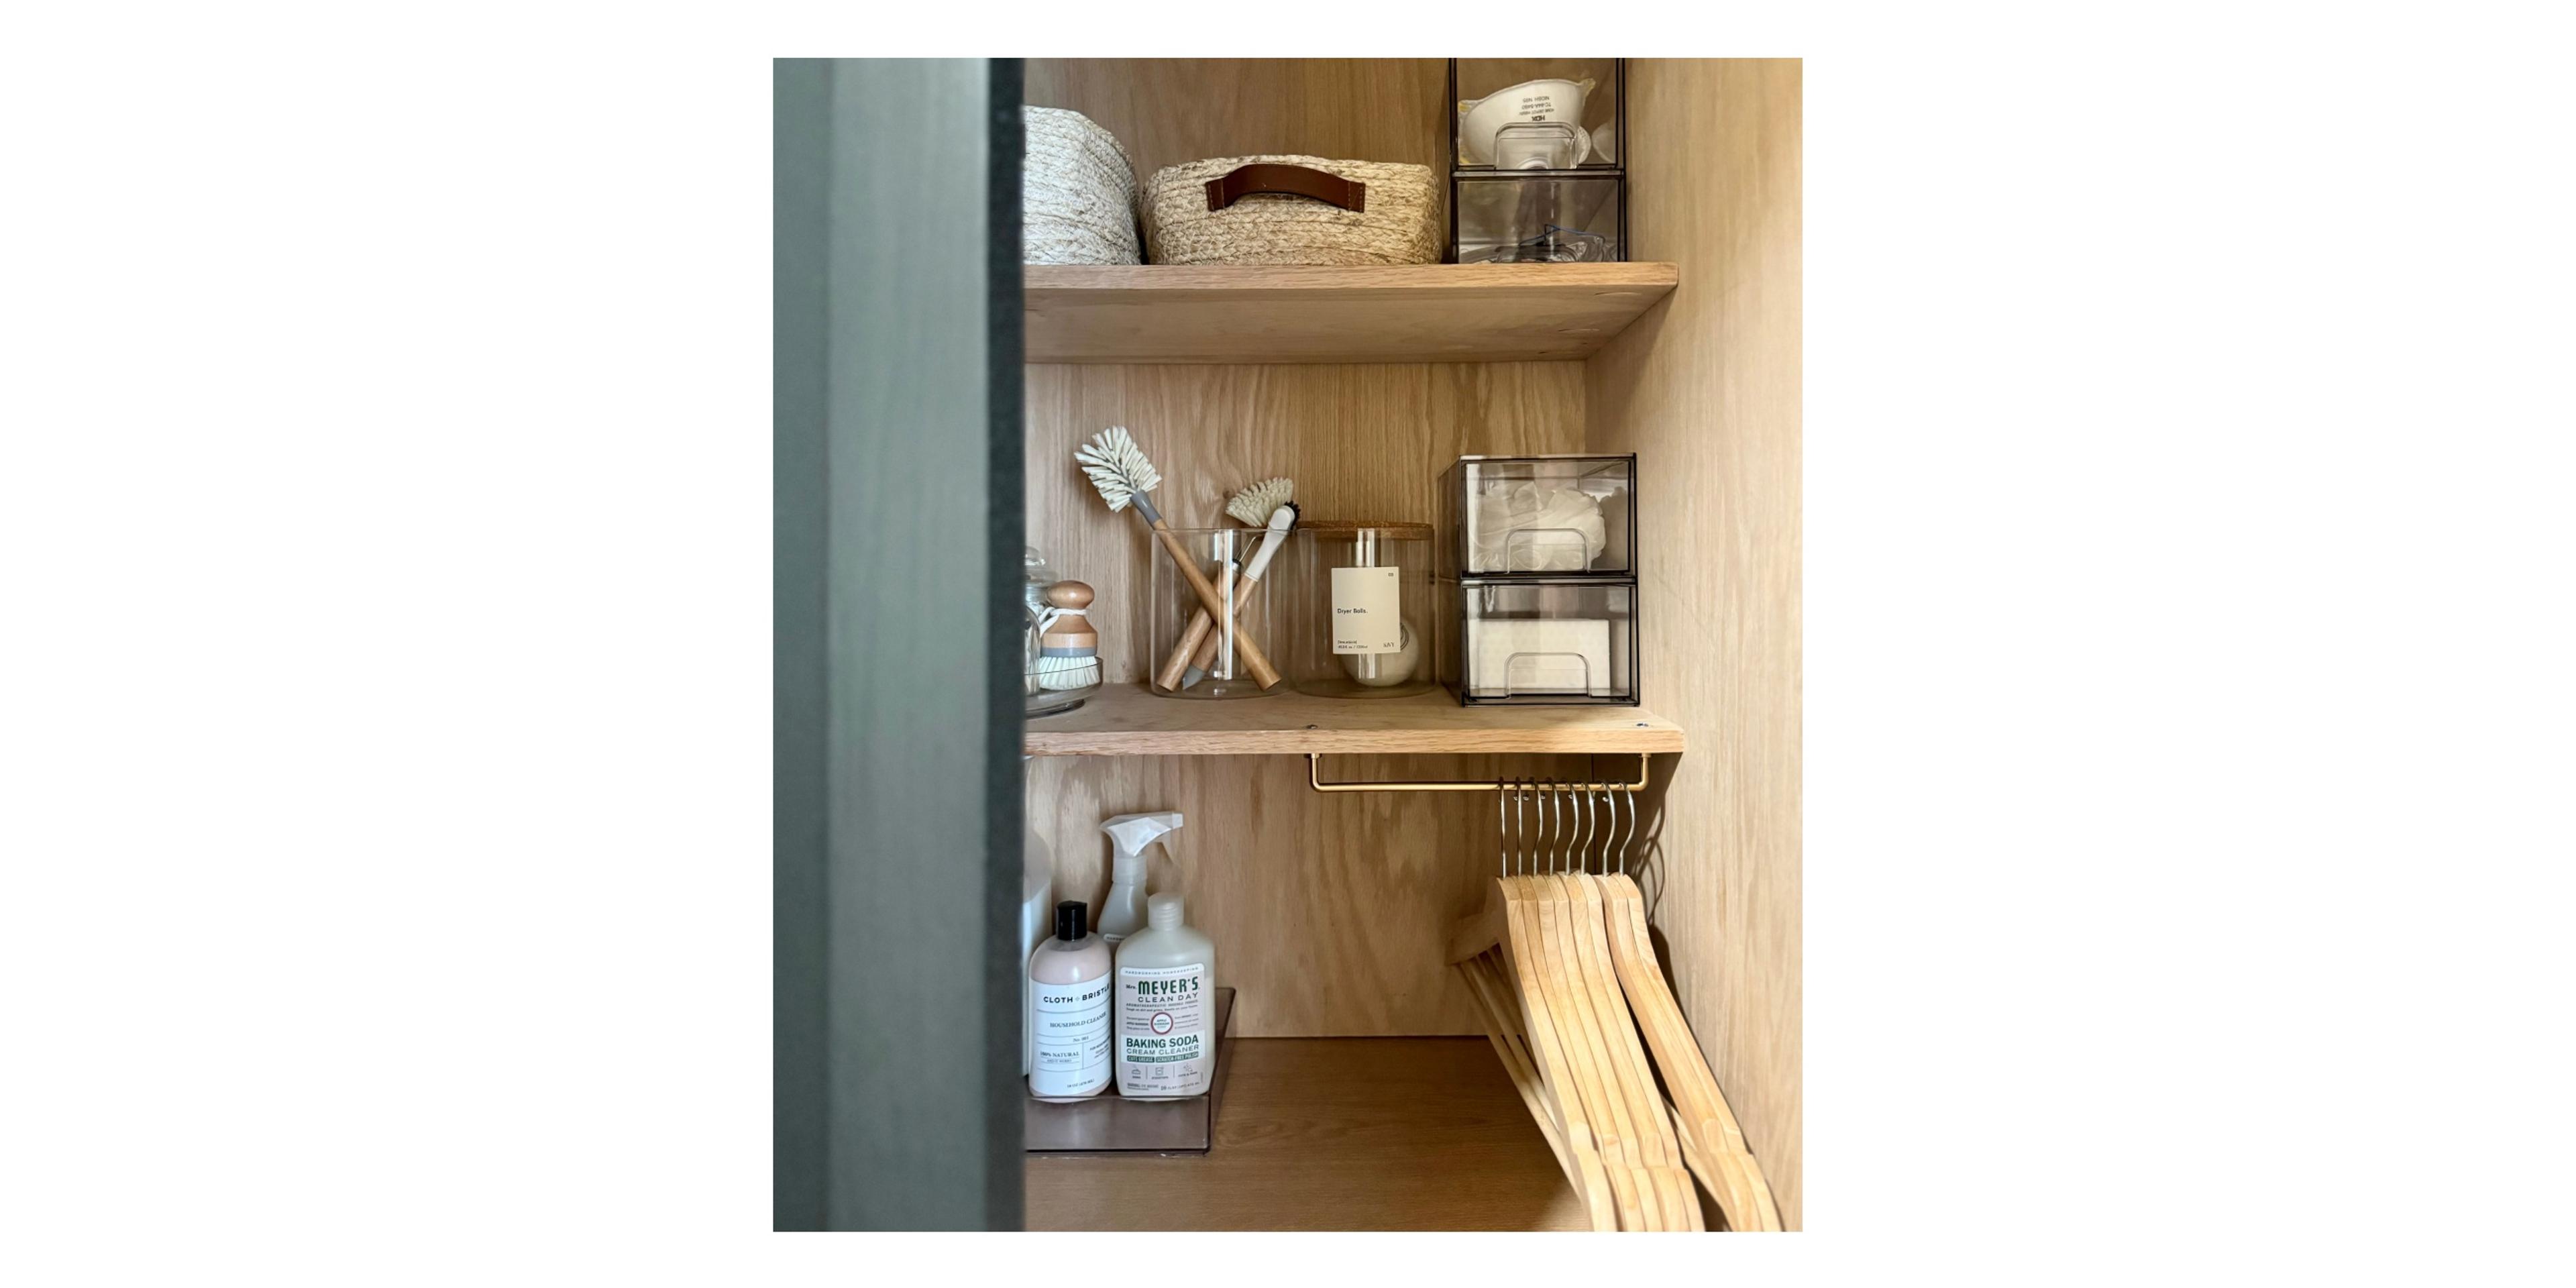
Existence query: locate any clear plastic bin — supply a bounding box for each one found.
[1454,174,1622,264]
[1442,455,1638,578]
[1451,59,1623,171]
[1441,580,1639,706]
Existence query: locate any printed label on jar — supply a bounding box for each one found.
[1116,963,1210,1097]
[1029,974,1112,1097]
[1330,566,1402,655]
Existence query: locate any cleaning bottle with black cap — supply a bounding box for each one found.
[1027,900,1112,1100]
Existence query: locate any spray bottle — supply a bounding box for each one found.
[1097,811,1183,947]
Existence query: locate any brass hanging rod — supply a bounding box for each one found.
[1306,752,1652,794]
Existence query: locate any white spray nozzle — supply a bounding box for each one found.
[1102,811,1183,881]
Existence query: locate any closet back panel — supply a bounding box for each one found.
[1585,57,1804,1228]
[1024,360,1589,1038]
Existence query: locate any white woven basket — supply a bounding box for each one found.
[1023,107,1139,265]
[1142,154,1440,267]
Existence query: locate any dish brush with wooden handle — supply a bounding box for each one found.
[1075,427,1284,690]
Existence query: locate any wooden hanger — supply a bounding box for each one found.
[1442,778,1527,966]
[1500,875,1619,1230]
[1450,778,1749,1230]
[1542,780,1701,1230]
[1596,789,1782,1231]
[1560,786,1697,1230]
[1532,867,1651,1229]
[1568,864,1699,1230]
[1459,946,1571,1182]
[1517,784,1650,1229]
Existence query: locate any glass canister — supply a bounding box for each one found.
[1024,546,1088,718]
[1294,521,1436,699]
[1028,579,1102,714]
[1147,527,1280,700]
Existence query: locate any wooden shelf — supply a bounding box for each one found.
[1023,684,1682,757]
[1025,263,1679,364]
[1025,1036,1589,1230]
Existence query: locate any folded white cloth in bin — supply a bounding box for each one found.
[1467,619,1612,696]
[1468,482,1606,573]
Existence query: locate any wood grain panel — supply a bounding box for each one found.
[1026,58,1448,201]
[1026,264,1678,364]
[1026,1037,1592,1230]
[1026,360,1591,1039]
[1584,58,1803,1229]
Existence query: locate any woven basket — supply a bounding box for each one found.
[1142,154,1440,267]
[1023,107,1139,265]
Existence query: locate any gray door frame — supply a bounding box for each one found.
[775,56,1024,1232]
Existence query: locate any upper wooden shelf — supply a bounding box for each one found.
[1024,263,1680,365]
[1023,684,1684,757]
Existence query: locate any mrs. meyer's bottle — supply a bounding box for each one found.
[1114,893,1218,1099]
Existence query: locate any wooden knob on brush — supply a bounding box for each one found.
[1040,581,1097,650]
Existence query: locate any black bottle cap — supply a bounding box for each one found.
[1053,900,1088,943]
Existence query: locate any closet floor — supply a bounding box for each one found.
[1024,1036,1586,1231]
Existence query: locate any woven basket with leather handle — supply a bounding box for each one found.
[1142,154,1440,266]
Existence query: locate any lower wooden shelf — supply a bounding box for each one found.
[1023,1036,1587,1232]
[1023,684,1684,757]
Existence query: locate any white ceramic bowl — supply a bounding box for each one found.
[1460,77,1591,166]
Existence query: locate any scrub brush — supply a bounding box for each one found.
[1225,476,1295,529]
[1077,427,1283,690]
[1157,478,1299,690]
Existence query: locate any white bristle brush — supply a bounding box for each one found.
[1226,476,1294,529]
[1073,426,1162,515]
[1076,427,1283,690]
[1165,479,1299,690]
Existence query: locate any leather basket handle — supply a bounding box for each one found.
[1203,163,1367,213]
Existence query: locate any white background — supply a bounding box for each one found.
[2,3,2569,1281]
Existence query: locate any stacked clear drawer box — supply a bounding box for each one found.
[1438,454,1641,706]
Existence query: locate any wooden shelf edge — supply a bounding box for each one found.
[1024,262,1681,365]
[1022,729,1686,756]
[1022,686,1686,757]
[1025,262,1681,292]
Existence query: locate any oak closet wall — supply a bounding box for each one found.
[1586,58,1804,1230]
[1022,58,1801,1227]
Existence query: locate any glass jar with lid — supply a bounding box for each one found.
[1293,520,1436,699]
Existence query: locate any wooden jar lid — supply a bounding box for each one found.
[1295,520,1434,538]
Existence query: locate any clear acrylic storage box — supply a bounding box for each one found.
[1441,455,1638,579]
[1448,59,1627,263]
[1440,580,1639,706]
[1454,172,1622,264]
[1451,59,1623,174]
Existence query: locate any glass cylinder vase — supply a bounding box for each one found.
[1147,527,1280,701]
[1293,520,1435,699]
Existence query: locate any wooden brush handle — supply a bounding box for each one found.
[1150,520,1281,688]
[1182,582,1248,675]
[1155,568,1258,690]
